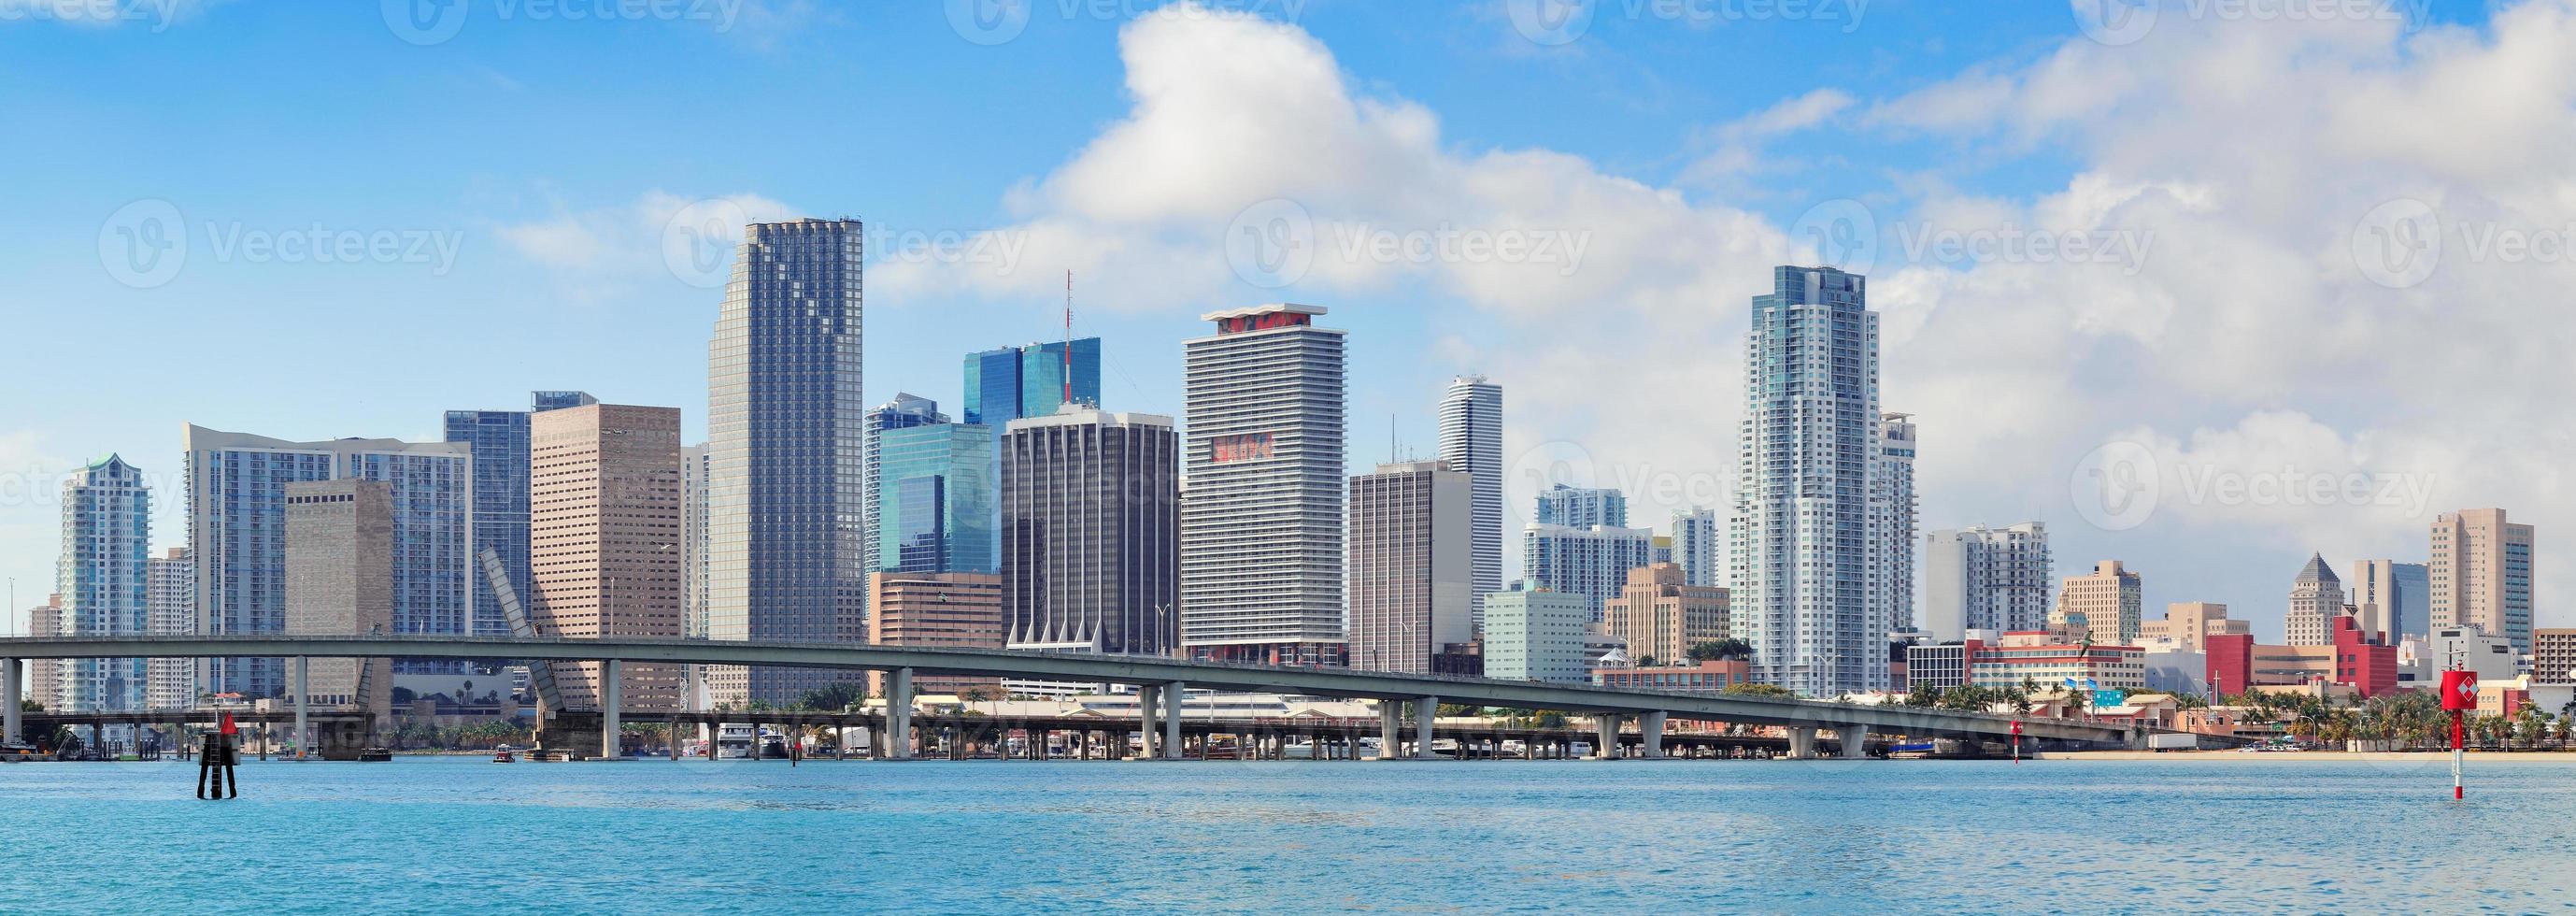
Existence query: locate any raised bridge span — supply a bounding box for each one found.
[0,635,2160,759]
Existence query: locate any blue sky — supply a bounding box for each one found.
[6,0,2557,641]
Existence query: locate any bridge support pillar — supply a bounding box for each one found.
[599,659,621,760]
[2,659,18,742]
[1640,711,1668,759]
[1138,684,1161,759]
[1787,726,1816,759]
[887,667,915,760]
[1840,724,1869,760]
[1414,696,1436,760]
[292,655,309,760]
[1160,681,1185,760]
[1592,715,1620,759]
[1378,700,1401,760]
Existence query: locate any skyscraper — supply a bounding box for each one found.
[962,337,1103,425]
[875,422,998,574]
[861,394,947,579]
[1346,460,1473,674]
[445,390,597,638]
[185,426,472,698]
[1922,522,2052,641]
[1873,413,1918,633]
[57,454,150,715]
[26,594,61,710]
[1669,508,1720,589]
[1535,484,1627,528]
[1180,304,1346,666]
[2054,560,2144,645]
[1001,409,1179,657]
[2429,508,2535,654]
[1436,375,1503,629]
[2349,559,2427,645]
[530,403,686,712]
[145,547,193,710]
[681,443,709,640]
[2284,553,2347,646]
[1521,523,1657,622]
[1731,265,1901,696]
[283,479,393,718]
[1601,562,1729,666]
[706,217,867,706]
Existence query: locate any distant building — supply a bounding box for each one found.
[282,479,393,719]
[2426,625,2521,682]
[868,571,1004,696]
[1002,409,1179,657]
[706,218,869,707]
[2284,553,2348,647]
[2052,560,2142,644]
[1593,659,1750,694]
[1872,412,1918,633]
[2205,615,2398,698]
[528,403,686,713]
[1535,484,1626,528]
[875,422,998,574]
[2429,508,2535,655]
[185,425,472,698]
[2536,629,2576,685]
[1921,522,2051,641]
[1521,523,1656,622]
[2137,602,2246,655]
[1436,376,1503,630]
[1669,508,1720,589]
[680,444,709,640]
[962,337,1103,425]
[1601,563,1728,667]
[1903,636,1988,693]
[57,454,151,715]
[1345,461,1473,675]
[1483,589,1590,683]
[26,594,61,710]
[145,548,194,710]
[861,394,948,581]
[444,391,594,637]
[1179,304,1346,666]
[2139,637,2209,697]
[2349,559,2428,645]
[1970,631,2145,692]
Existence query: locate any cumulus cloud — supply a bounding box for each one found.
[497,191,800,303]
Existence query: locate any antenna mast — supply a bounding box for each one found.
[1063,270,1075,406]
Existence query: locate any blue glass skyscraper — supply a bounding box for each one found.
[961,337,1102,424]
[446,391,594,638]
[862,394,947,580]
[875,423,997,574]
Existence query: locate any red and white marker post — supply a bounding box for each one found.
[2440,669,2478,799]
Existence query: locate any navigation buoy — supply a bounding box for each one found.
[196,713,240,800]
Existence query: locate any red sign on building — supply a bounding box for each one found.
[1212,432,1274,464]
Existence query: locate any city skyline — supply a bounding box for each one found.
[6,3,2568,649]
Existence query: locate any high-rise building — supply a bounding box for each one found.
[861,394,947,580]
[57,454,150,715]
[1002,409,1179,657]
[2053,560,2143,645]
[875,422,998,574]
[868,571,1005,695]
[26,594,62,710]
[184,426,472,698]
[2139,601,2246,654]
[1522,523,1656,622]
[282,479,393,718]
[2284,553,2346,647]
[1536,484,1626,528]
[706,218,868,706]
[1436,375,1503,630]
[962,337,1103,425]
[1482,589,1591,683]
[2532,629,2576,685]
[2429,508,2535,655]
[530,403,687,713]
[1601,562,1729,666]
[1921,522,2052,642]
[1179,304,1346,666]
[681,444,710,640]
[1670,508,1720,589]
[1872,413,1918,632]
[1732,265,1905,696]
[444,391,595,638]
[1345,460,1473,674]
[2348,559,2427,646]
[146,547,194,709]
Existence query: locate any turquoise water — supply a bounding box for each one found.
[2,755,2570,912]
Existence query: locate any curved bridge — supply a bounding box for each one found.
[0,635,2156,757]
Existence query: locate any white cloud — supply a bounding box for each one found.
[496,191,798,303]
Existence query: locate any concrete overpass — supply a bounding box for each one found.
[0,635,2156,760]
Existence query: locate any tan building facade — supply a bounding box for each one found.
[531,403,686,713]
[2138,601,2246,654]
[26,594,61,711]
[2284,553,2348,648]
[2535,629,2576,685]
[2051,560,2142,644]
[282,479,393,721]
[2429,508,2535,654]
[867,571,1005,695]
[1601,563,1729,666]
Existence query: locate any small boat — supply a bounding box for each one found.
[357,747,393,762]
[492,748,516,763]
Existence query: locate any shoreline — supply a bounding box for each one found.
[2044,750,2575,763]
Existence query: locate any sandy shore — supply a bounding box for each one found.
[2045,750,2574,763]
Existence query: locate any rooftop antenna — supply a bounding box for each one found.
[1063,270,1075,407]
